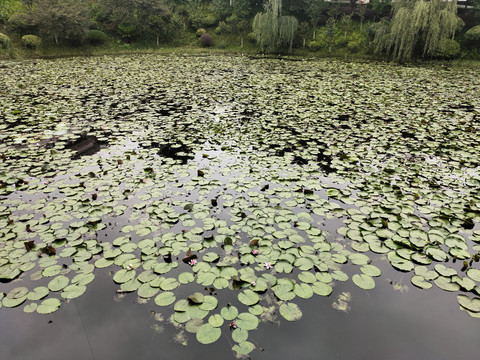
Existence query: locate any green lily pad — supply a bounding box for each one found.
[279,302,303,321]
[238,290,260,306]
[352,274,375,290]
[208,314,224,327]
[457,295,480,313]
[154,292,176,306]
[27,286,49,301]
[48,275,70,292]
[235,312,259,330]
[221,305,239,321]
[61,284,87,299]
[196,323,221,344]
[37,298,61,314]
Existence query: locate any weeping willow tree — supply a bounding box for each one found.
[252,0,298,53]
[374,0,463,61]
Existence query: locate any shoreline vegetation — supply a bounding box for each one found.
[0,0,479,64]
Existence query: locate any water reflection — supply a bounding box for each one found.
[2,262,480,360]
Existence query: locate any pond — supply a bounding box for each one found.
[0,54,479,359]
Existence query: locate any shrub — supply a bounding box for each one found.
[215,21,230,35]
[0,33,10,49]
[86,30,107,46]
[22,35,41,50]
[434,39,460,59]
[196,28,206,37]
[307,35,329,51]
[464,25,480,48]
[199,33,213,47]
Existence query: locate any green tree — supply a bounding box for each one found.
[99,0,171,42]
[252,0,298,53]
[298,21,310,48]
[9,0,90,45]
[226,0,251,48]
[307,0,328,40]
[146,2,173,46]
[0,0,23,24]
[374,0,463,61]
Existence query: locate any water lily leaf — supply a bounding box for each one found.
[94,258,114,269]
[467,268,480,282]
[352,274,375,290]
[232,328,248,342]
[235,312,259,330]
[221,305,239,321]
[24,303,38,313]
[208,314,224,327]
[113,269,136,284]
[238,290,260,306]
[37,298,61,314]
[48,275,70,292]
[174,299,190,312]
[294,283,314,299]
[185,318,204,333]
[27,286,49,301]
[160,278,179,291]
[233,341,255,357]
[411,275,432,289]
[196,323,221,344]
[188,292,204,304]
[200,296,218,311]
[61,284,86,299]
[273,285,295,301]
[178,272,195,284]
[312,281,333,296]
[360,264,381,277]
[349,253,371,266]
[138,283,159,298]
[298,271,317,284]
[434,264,457,277]
[457,295,480,313]
[154,292,176,306]
[434,276,460,292]
[279,302,303,321]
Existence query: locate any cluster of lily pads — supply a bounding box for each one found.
[0,54,479,357]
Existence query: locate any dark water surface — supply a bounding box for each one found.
[2,260,480,360]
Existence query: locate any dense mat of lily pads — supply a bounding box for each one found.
[0,54,479,357]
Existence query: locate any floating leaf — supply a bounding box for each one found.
[208,314,224,328]
[37,298,61,314]
[196,323,221,344]
[235,313,259,331]
[352,274,375,290]
[279,302,303,321]
[154,292,176,306]
[238,290,260,306]
[61,284,87,299]
[221,305,239,321]
[48,275,69,292]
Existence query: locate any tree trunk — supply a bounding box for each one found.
[54,33,58,45]
[241,35,244,49]
[303,37,305,48]
[156,34,159,47]
[313,30,316,40]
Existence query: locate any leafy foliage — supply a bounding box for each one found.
[374,0,463,60]
[464,25,480,48]
[21,34,41,49]
[0,32,10,49]
[85,30,108,46]
[252,0,298,53]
